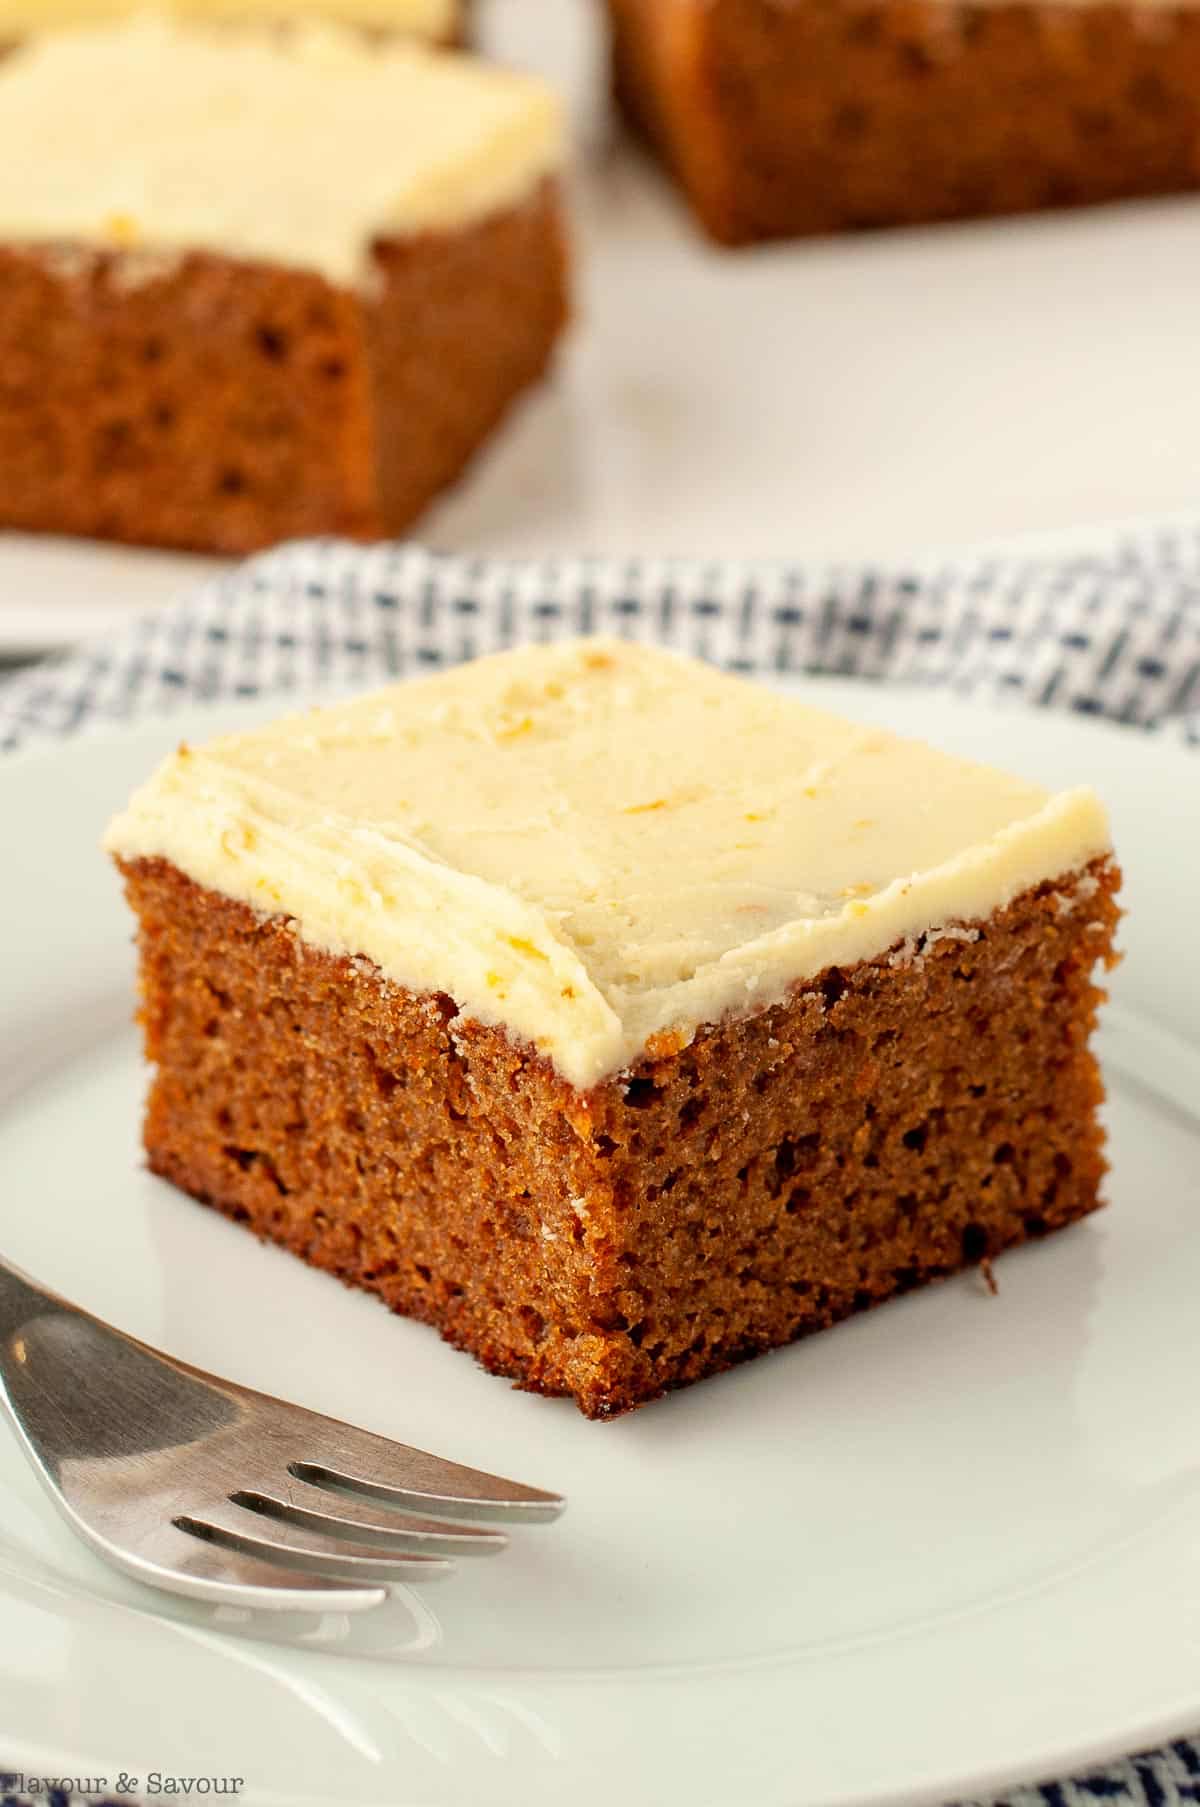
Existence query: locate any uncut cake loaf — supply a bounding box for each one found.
[0,17,565,553]
[106,641,1121,1418]
[607,0,1200,243]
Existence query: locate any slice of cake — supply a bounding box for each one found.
[105,640,1121,1418]
[0,0,464,45]
[606,0,1200,243]
[0,17,565,553]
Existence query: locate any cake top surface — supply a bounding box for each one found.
[105,638,1111,1090]
[0,0,456,34]
[0,14,561,284]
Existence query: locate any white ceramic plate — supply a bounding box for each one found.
[11,0,1200,656]
[1,680,1198,1807]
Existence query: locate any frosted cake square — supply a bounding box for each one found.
[0,15,565,552]
[107,641,1121,1416]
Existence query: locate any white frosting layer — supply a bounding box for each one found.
[0,16,563,285]
[105,640,1113,1091]
[0,0,456,35]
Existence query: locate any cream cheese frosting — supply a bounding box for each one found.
[0,0,456,35]
[0,15,563,286]
[104,639,1113,1091]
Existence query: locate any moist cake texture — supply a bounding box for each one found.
[108,640,1121,1416]
[607,0,1200,243]
[0,18,566,551]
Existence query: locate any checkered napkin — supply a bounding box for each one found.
[1,530,1199,1807]
[2,526,1200,753]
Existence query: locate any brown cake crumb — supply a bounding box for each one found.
[117,853,1120,1418]
[607,0,1200,243]
[0,182,567,554]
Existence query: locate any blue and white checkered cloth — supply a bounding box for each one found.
[1,530,1198,1807]
[1,527,1200,755]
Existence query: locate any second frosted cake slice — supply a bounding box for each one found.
[0,16,566,552]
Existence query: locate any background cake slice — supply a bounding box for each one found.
[106,640,1121,1417]
[606,0,1200,243]
[0,16,566,553]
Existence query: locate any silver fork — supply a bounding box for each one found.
[0,1255,564,1615]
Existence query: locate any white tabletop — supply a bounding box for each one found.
[4,0,1200,656]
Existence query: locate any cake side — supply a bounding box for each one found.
[117,852,1121,1419]
[119,856,631,1414]
[609,0,738,238]
[0,180,567,553]
[366,178,569,535]
[609,0,1200,242]
[0,247,381,553]
[590,856,1121,1412]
